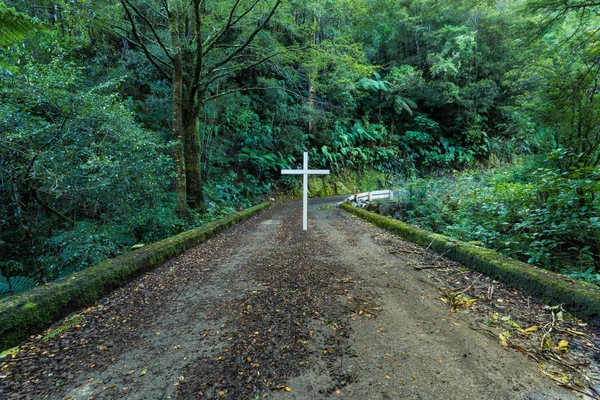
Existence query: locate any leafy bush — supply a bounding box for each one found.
[0,37,179,289]
[388,152,600,283]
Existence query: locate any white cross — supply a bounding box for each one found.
[281,152,330,231]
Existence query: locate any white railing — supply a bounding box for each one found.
[345,189,394,203]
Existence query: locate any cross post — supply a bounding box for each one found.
[281,152,330,231]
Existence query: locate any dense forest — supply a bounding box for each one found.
[1,0,599,295]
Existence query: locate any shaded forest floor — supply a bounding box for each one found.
[1,198,599,399]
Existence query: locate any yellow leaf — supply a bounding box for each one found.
[385,375,391,380]
[558,340,569,352]
[284,387,292,392]
[499,333,508,347]
[524,326,538,334]
[139,367,148,377]
[219,391,225,396]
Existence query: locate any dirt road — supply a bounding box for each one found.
[1,199,584,399]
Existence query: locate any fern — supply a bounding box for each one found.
[0,275,38,297]
[43,314,85,341]
[0,2,38,46]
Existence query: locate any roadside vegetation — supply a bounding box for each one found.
[381,153,600,285]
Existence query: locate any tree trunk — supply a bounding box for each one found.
[168,0,188,217]
[308,76,317,134]
[183,104,204,210]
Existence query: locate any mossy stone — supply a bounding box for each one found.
[0,202,272,351]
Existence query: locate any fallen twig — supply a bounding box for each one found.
[389,249,423,255]
[455,274,483,295]
[538,367,600,400]
[413,264,449,270]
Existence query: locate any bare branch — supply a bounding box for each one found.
[203,0,282,80]
[199,51,281,96]
[122,0,174,63]
[120,0,171,80]
[202,0,244,55]
[203,83,298,103]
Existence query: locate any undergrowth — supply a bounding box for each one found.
[384,150,600,285]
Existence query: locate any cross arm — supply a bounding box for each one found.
[281,170,330,175]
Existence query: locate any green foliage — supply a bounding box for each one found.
[42,314,84,341]
[0,33,178,287]
[0,276,38,297]
[565,269,600,286]
[0,2,38,46]
[389,153,600,283]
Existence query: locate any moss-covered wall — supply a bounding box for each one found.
[341,203,600,323]
[305,169,389,198]
[0,202,271,350]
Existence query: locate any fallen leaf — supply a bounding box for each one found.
[557,340,569,352]
[524,326,538,334]
[139,367,148,377]
[0,347,19,359]
[385,375,391,380]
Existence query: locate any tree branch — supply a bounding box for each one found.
[122,0,174,63]
[28,187,75,226]
[203,83,297,103]
[190,0,203,100]
[201,0,244,56]
[202,0,282,80]
[200,51,281,96]
[120,0,171,80]
[22,114,75,227]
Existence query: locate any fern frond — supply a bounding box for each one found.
[0,275,38,297]
[43,314,85,341]
[0,2,37,46]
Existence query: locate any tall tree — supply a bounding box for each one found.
[120,0,282,211]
